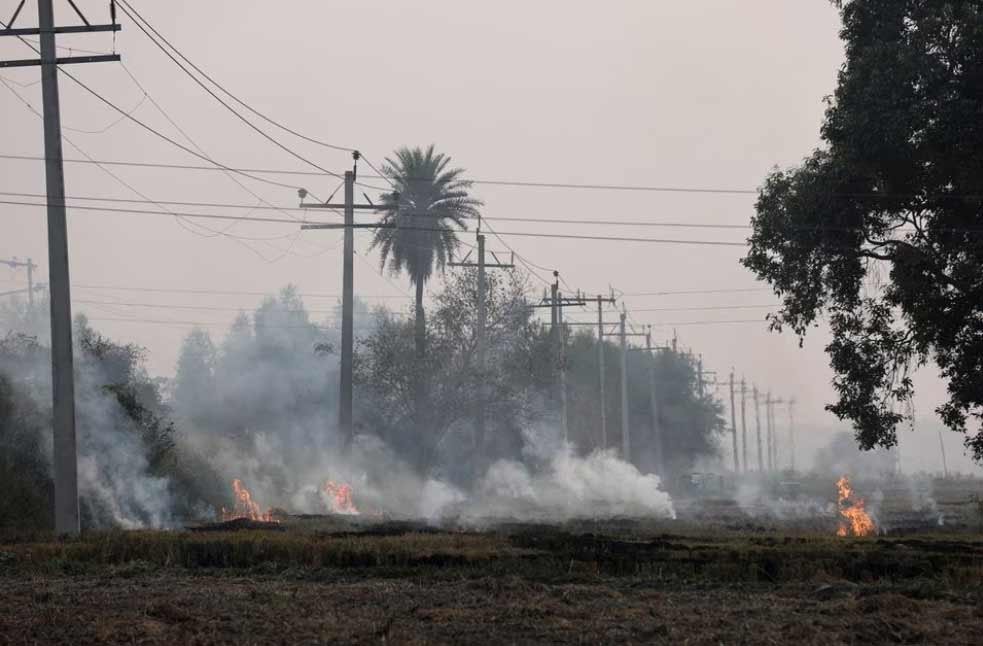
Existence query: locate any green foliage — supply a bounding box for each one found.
[0,334,52,530]
[742,1,983,460]
[0,305,226,528]
[355,269,548,473]
[372,145,482,287]
[371,145,483,374]
[564,330,725,474]
[356,269,724,478]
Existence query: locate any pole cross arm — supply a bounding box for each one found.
[0,24,120,37]
[300,222,391,230]
[0,53,120,68]
[300,202,390,210]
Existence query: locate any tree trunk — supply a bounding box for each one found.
[414,279,426,360]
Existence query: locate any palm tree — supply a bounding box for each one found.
[371,145,482,360]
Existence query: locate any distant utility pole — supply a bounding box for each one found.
[787,397,796,472]
[765,392,774,472]
[645,327,664,474]
[300,153,390,445]
[611,309,647,462]
[739,377,748,474]
[449,227,513,453]
[1,1,122,536]
[594,293,617,449]
[530,277,585,444]
[619,310,629,460]
[728,370,739,474]
[764,393,784,473]
[753,385,763,472]
[938,430,950,478]
[0,257,37,306]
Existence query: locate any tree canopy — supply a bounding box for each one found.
[742,1,983,460]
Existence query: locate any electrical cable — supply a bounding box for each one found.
[116,0,356,154]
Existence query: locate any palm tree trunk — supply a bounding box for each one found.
[414,279,426,360]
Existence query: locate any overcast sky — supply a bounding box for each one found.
[1,1,976,472]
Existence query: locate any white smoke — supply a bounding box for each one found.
[424,425,676,521]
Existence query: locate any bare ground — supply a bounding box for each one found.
[1,525,982,645]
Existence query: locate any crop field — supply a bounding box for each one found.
[2,516,983,645]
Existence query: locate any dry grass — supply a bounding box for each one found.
[2,524,982,644]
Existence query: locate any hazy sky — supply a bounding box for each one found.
[1,1,976,472]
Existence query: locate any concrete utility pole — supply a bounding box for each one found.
[449,230,513,452]
[531,278,585,445]
[739,377,748,474]
[938,430,950,478]
[787,397,796,472]
[619,309,630,460]
[729,370,739,474]
[557,285,568,442]
[0,257,38,306]
[771,395,785,471]
[753,386,763,472]
[646,327,664,474]
[1,2,123,536]
[300,154,390,445]
[594,293,616,449]
[339,170,355,441]
[765,392,774,472]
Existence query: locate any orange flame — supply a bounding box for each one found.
[321,480,359,515]
[835,476,876,537]
[220,479,276,522]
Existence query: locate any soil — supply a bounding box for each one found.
[1,524,981,645]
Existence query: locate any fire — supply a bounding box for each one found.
[835,476,876,537]
[321,480,359,515]
[220,479,276,522]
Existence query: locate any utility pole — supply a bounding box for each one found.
[0,257,37,306]
[449,229,513,453]
[594,293,616,450]
[753,386,763,472]
[697,355,705,399]
[300,153,390,445]
[619,309,630,460]
[938,430,950,478]
[728,370,739,474]
[739,377,748,474]
[1,2,122,536]
[339,170,355,443]
[646,327,664,474]
[787,397,796,472]
[765,392,774,472]
[530,277,585,445]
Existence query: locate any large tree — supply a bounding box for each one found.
[371,145,482,360]
[743,1,983,461]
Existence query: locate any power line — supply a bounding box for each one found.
[645,319,767,327]
[0,151,758,195]
[0,190,757,230]
[0,199,750,247]
[57,67,329,194]
[0,73,297,258]
[113,1,346,181]
[75,299,353,314]
[569,303,779,314]
[82,316,333,330]
[622,287,772,296]
[116,0,356,155]
[71,283,411,299]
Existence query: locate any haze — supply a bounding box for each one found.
[1,0,974,473]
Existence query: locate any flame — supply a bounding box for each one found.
[835,476,876,537]
[220,479,276,522]
[321,480,359,515]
